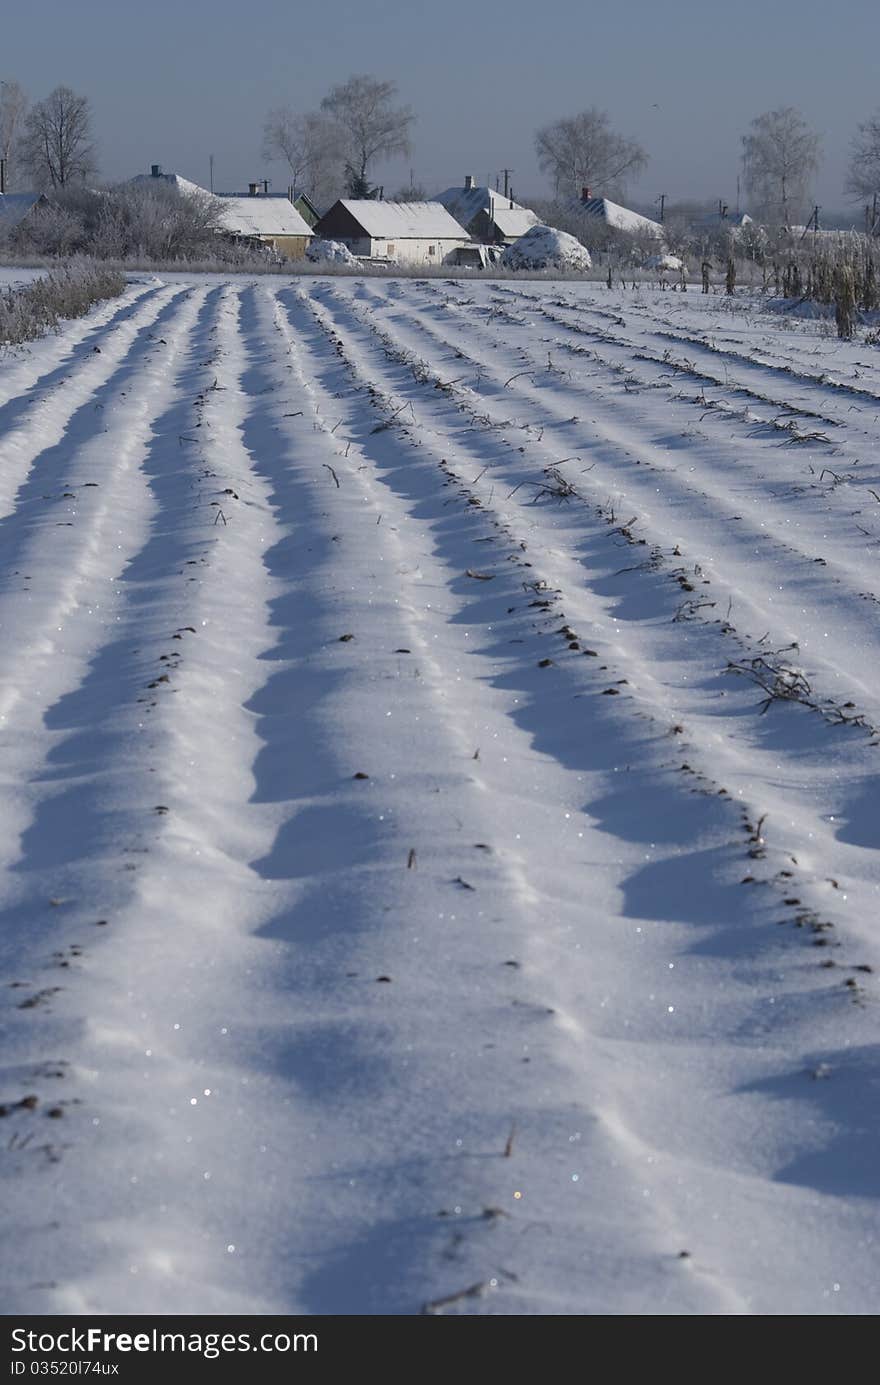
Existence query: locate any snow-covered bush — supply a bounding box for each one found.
[644,253,685,273]
[500,224,592,272]
[7,183,266,265]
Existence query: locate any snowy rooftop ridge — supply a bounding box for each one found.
[336,200,468,240]
[217,197,313,239]
[435,184,538,231]
[490,207,541,239]
[129,171,212,199]
[577,196,664,238]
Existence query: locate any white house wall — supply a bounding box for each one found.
[368,237,468,265]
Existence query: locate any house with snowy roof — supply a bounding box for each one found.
[129,165,213,199]
[314,199,469,265]
[574,188,664,240]
[215,190,313,260]
[435,176,540,245]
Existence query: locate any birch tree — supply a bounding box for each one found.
[535,109,648,199]
[741,107,820,229]
[261,108,344,209]
[320,75,414,196]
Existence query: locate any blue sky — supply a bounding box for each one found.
[5,0,878,211]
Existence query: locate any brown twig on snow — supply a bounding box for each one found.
[422,1282,490,1315]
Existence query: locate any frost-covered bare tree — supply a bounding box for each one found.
[261,108,345,210]
[741,107,820,229]
[320,75,414,196]
[22,85,96,190]
[0,79,29,190]
[391,181,428,203]
[846,110,880,203]
[535,109,648,199]
[92,182,226,260]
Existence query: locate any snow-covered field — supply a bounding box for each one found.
[1,273,879,1316]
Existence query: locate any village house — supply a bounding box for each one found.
[575,187,664,240]
[313,199,470,265]
[216,184,313,260]
[436,176,539,245]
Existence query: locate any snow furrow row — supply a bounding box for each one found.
[2,276,878,1317]
[272,280,880,1313]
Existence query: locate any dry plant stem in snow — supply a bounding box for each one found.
[0,261,125,345]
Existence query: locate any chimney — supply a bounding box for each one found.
[581,186,591,202]
[509,191,514,209]
[263,179,269,195]
[464,174,475,190]
[249,182,259,196]
[151,164,162,178]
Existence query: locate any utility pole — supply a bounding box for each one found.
[501,168,513,198]
[0,157,6,193]
[657,193,666,223]
[799,205,821,242]
[209,154,214,194]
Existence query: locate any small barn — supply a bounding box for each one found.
[314,200,469,265]
[436,177,539,245]
[216,192,313,260]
